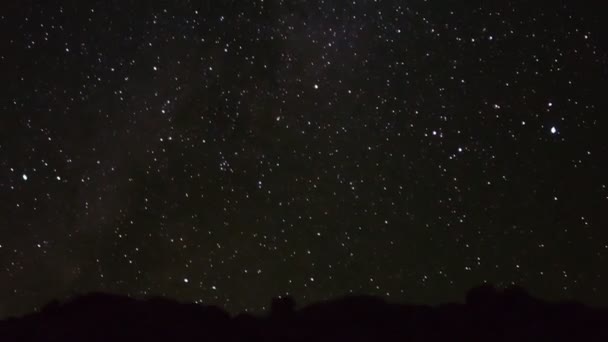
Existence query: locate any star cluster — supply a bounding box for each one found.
[0,1,607,317]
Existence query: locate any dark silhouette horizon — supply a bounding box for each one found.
[2,284,607,341]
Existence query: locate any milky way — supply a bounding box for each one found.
[1,1,607,318]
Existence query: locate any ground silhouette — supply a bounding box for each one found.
[1,285,607,341]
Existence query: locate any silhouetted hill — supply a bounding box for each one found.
[1,285,607,341]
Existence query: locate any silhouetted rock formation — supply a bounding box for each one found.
[1,285,607,341]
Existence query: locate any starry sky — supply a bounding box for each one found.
[1,0,607,318]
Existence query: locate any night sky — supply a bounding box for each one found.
[1,1,607,318]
